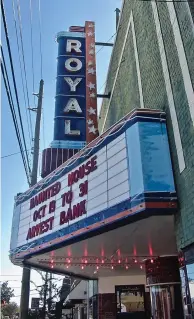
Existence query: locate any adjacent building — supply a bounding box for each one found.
[99,0,194,316]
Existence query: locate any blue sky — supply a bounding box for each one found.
[1,0,121,304]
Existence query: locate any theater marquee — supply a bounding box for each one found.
[10,109,177,262]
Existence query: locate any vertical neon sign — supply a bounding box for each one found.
[52,30,87,149]
[41,22,98,178]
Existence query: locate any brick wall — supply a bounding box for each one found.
[99,0,194,249]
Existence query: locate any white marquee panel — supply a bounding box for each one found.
[14,133,130,249]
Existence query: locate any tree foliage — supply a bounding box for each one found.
[1,301,19,318]
[30,272,62,316]
[1,281,15,304]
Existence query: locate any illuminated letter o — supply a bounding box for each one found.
[65,58,82,72]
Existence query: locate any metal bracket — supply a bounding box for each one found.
[32,92,39,97]
[95,42,114,47]
[97,92,111,99]
[28,107,38,112]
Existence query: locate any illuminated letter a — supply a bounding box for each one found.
[64,98,82,113]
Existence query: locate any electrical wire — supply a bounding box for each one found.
[1,150,30,159]
[1,57,31,184]
[38,0,43,79]
[14,0,34,145]
[96,32,116,55]
[0,274,22,277]
[13,292,40,298]
[1,46,29,174]
[1,0,31,176]
[98,79,108,93]
[38,0,45,149]
[29,0,36,107]
[0,280,21,282]
[12,0,33,150]
[1,57,30,183]
[15,0,35,133]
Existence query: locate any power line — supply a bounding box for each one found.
[1,150,30,159]
[98,79,108,93]
[37,0,45,149]
[29,0,36,107]
[1,55,30,183]
[98,61,125,99]
[11,288,39,291]
[1,0,31,176]
[96,32,116,55]
[13,292,40,298]
[0,280,21,282]
[12,0,33,150]
[1,149,45,159]
[38,0,43,79]
[1,56,30,184]
[0,275,22,277]
[1,46,29,180]
[15,0,34,143]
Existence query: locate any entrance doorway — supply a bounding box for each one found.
[115,285,147,319]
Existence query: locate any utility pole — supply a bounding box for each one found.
[48,273,52,314]
[31,79,44,185]
[42,272,48,318]
[115,8,120,30]
[20,79,44,319]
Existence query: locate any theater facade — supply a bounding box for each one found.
[10,12,194,319]
[11,107,185,318]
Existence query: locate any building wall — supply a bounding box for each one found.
[98,275,146,294]
[99,0,194,250]
[68,280,87,300]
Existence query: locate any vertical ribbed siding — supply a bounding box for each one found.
[99,0,194,249]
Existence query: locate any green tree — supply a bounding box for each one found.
[1,301,19,318]
[1,281,15,304]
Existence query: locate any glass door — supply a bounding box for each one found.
[150,284,183,319]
